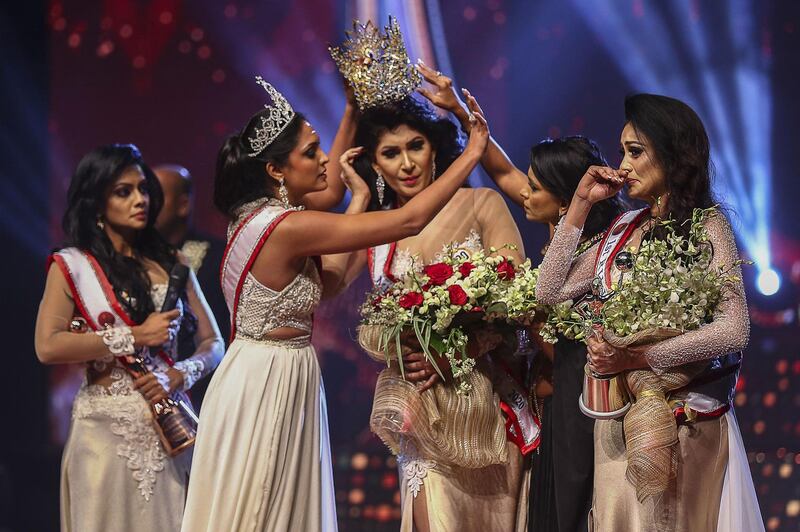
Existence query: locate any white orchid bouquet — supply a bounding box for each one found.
[360,245,519,395]
[542,207,744,345]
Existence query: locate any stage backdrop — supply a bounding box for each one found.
[2,0,798,530]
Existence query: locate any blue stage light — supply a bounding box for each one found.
[756,268,780,296]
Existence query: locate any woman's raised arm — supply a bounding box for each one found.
[275,99,491,258]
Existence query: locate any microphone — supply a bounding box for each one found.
[161,263,190,312]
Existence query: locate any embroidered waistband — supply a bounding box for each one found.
[234,335,312,349]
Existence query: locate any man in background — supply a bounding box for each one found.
[154,165,229,408]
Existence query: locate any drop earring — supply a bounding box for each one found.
[375,172,386,205]
[96,217,105,230]
[278,178,291,209]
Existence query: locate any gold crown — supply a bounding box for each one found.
[329,16,422,110]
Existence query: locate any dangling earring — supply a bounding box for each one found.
[96,216,105,230]
[278,178,291,209]
[431,160,437,180]
[375,172,386,205]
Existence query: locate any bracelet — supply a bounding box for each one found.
[95,326,135,356]
[173,359,205,391]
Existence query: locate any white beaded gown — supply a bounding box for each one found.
[60,284,192,532]
[181,200,337,532]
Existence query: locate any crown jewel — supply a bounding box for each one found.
[246,76,296,157]
[329,16,422,110]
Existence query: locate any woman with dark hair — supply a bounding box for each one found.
[34,144,225,531]
[180,78,490,531]
[535,94,763,531]
[347,93,532,532]
[417,63,626,532]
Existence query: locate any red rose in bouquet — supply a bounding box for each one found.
[423,262,454,286]
[496,259,516,280]
[458,262,475,277]
[399,292,424,309]
[447,285,469,306]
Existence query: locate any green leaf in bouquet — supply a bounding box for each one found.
[413,318,446,380]
[429,333,447,356]
[395,328,405,379]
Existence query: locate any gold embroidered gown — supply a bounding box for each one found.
[536,211,762,532]
[366,188,531,532]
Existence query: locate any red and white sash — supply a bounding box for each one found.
[219,203,294,341]
[494,364,541,455]
[593,208,649,297]
[49,247,174,369]
[367,242,398,292]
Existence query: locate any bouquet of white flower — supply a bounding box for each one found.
[541,207,747,503]
[542,207,742,346]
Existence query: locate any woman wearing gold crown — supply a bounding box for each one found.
[179,71,491,530]
[328,18,531,532]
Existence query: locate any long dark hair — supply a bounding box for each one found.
[214,110,307,219]
[530,136,625,238]
[62,144,177,324]
[354,96,464,211]
[624,93,716,238]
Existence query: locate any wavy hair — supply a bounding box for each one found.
[61,144,180,324]
[624,94,717,239]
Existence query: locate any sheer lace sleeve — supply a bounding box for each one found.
[643,212,749,369]
[535,220,596,304]
[473,187,525,262]
[174,269,225,390]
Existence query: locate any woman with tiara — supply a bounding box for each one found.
[180,74,490,531]
[328,19,532,531]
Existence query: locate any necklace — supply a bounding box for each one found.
[574,230,606,257]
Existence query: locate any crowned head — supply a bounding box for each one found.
[245,76,296,157]
[329,16,422,110]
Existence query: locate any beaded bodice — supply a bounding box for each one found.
[227,197,322,341]
[235,258,321,339]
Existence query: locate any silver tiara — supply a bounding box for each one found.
[246,76,296,157]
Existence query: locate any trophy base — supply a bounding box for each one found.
[578,394,631,419]
[578,364,631,420]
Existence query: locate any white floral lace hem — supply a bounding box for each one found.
[397,438,435,499]
[398,454,433,498]
[72,367,166,502]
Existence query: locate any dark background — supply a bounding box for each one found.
[2,0,799,530]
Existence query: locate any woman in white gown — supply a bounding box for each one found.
[180,78,490,531]
[34,143,224,532]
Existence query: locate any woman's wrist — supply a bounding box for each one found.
[461,143,484,162]
[173,359,204,391]
[563,197,592,229]
[453,106,472,131]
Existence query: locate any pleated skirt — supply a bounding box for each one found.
[181,337,337,532]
